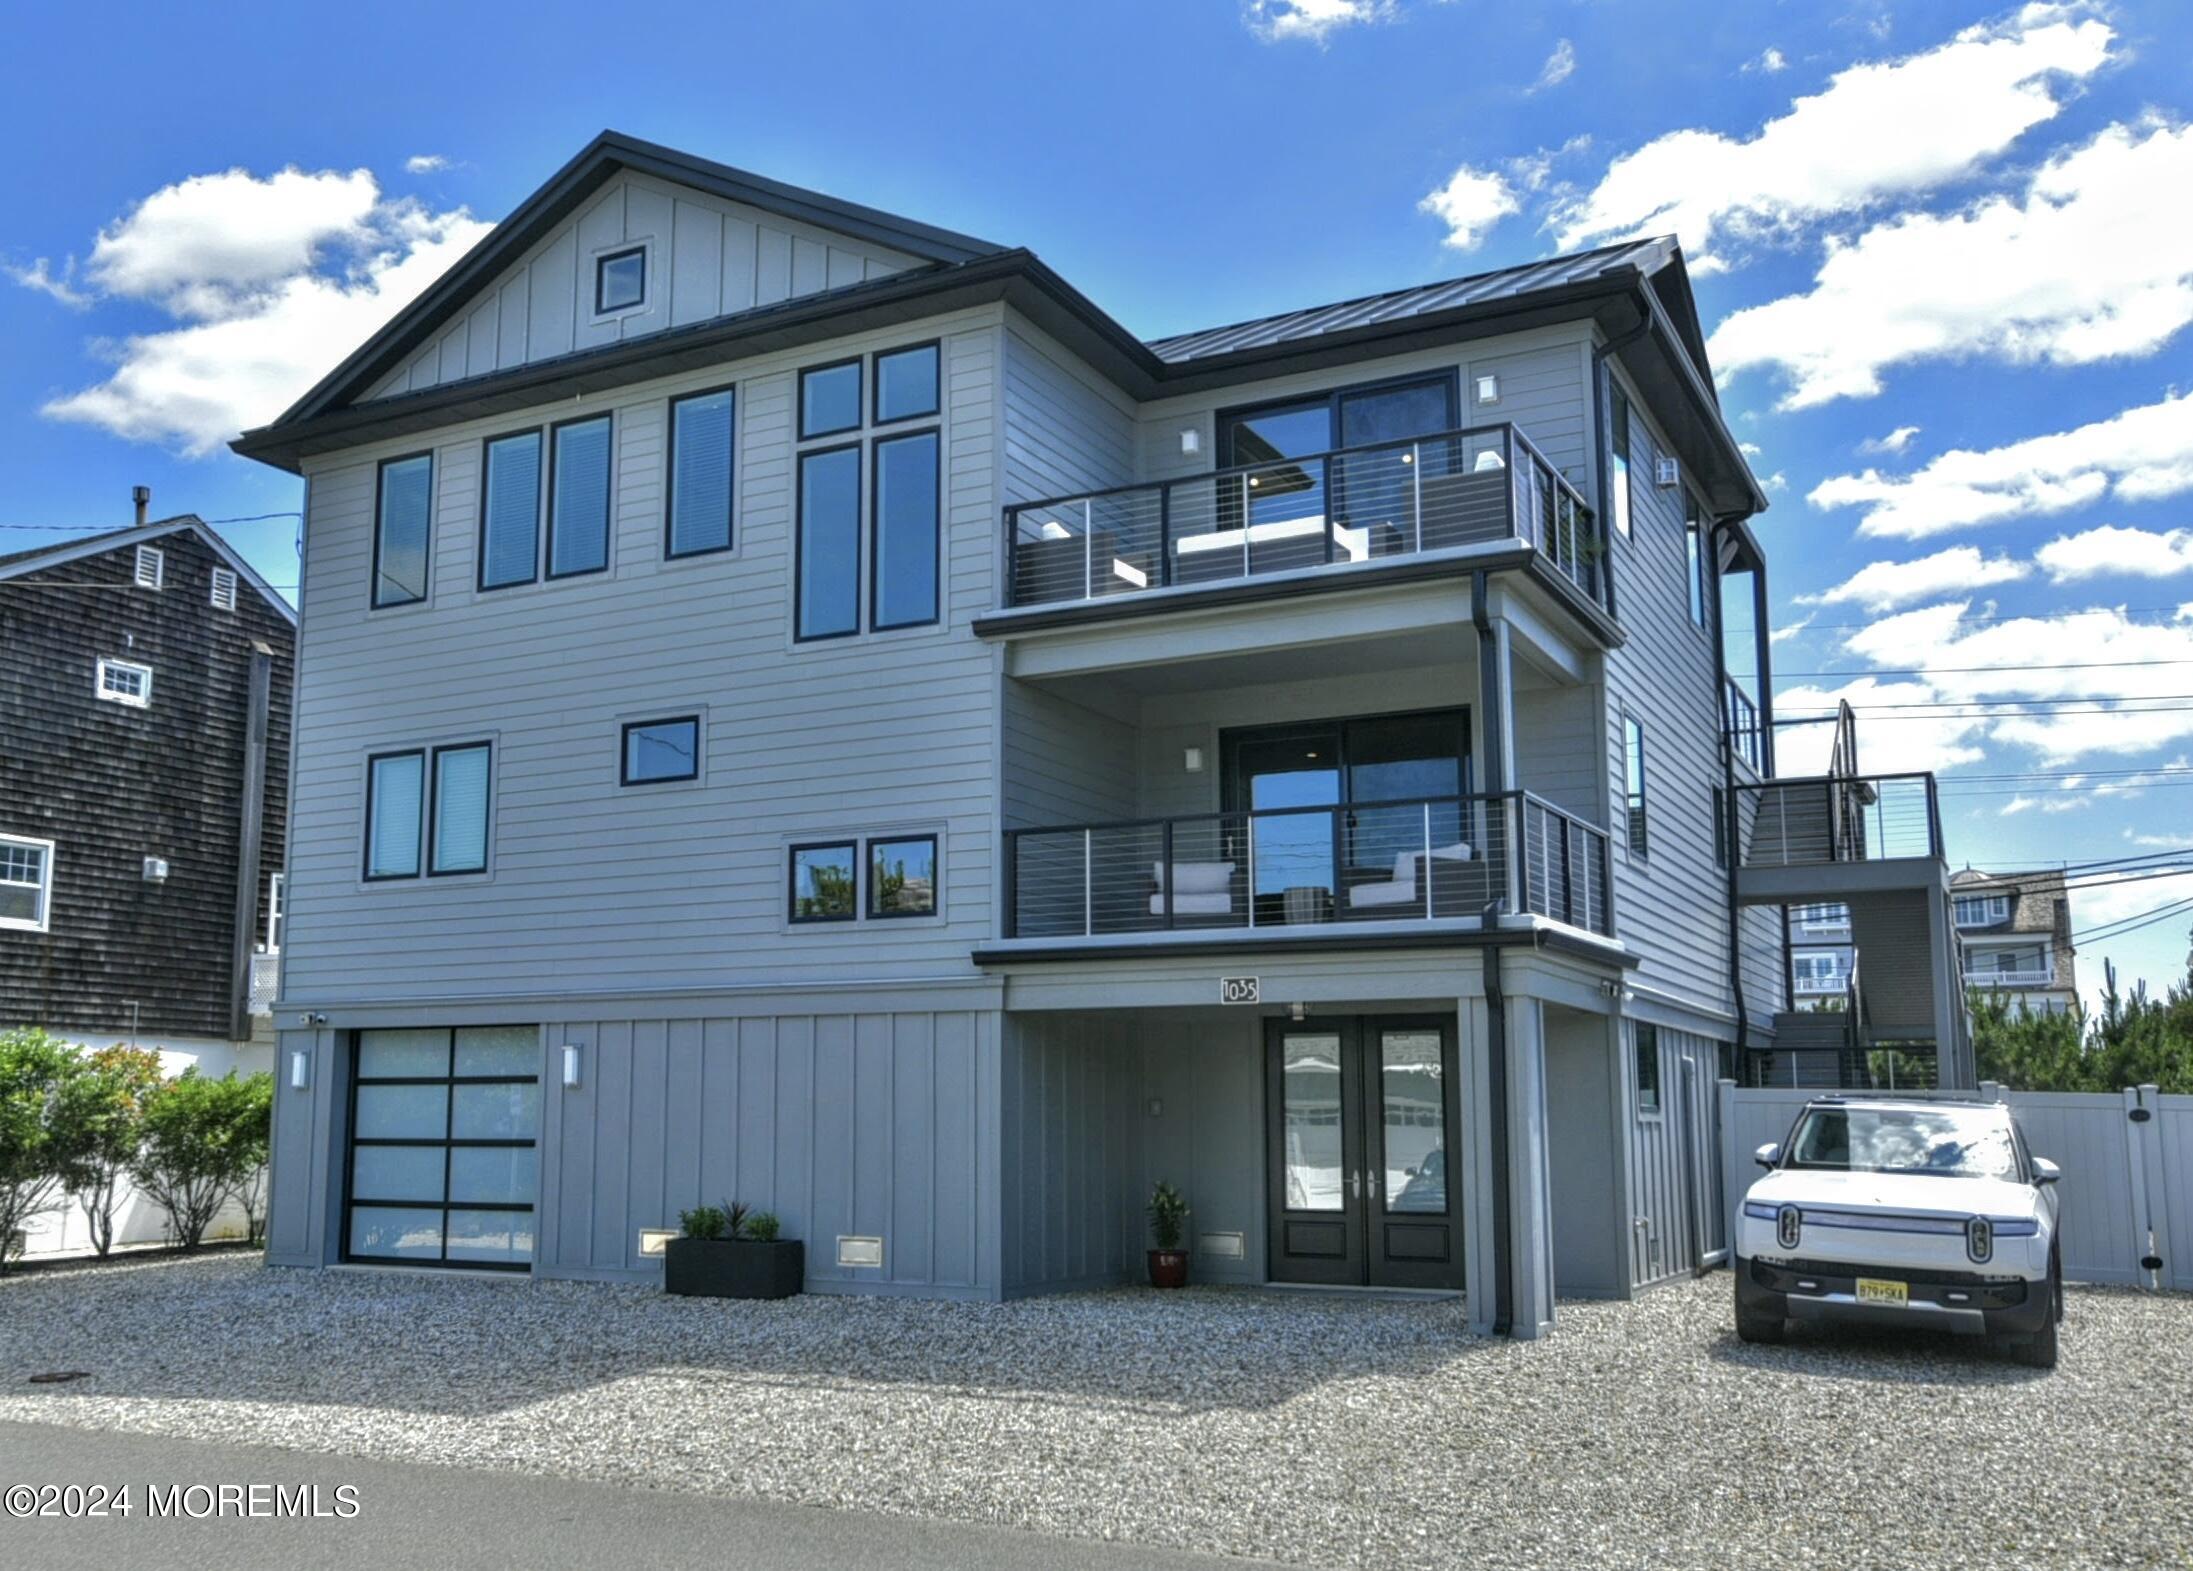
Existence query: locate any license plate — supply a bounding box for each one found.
[1855,1277,1908,1306]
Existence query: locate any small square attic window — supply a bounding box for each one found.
[210,566,239,611]
[134,544,165,589]
[595,247,646,315]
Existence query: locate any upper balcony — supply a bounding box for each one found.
[982,423,1611,640]
[1730,771,1945,909]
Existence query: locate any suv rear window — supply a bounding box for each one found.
[1784,1106,2019,1181]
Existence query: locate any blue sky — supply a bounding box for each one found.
[4,1,2191,1001]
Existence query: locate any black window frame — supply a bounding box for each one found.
[866,833,939,920]
[477,427,545,593]
[362,747,427,883]
[619,715,701,787]
[340,1028,540,1274]
[1684,498,1710,628]
[1213,369,1460,467]
[1623,713,1649,858]
[788,840,859,924]
[1634,1022,1661,1116]
[546,412,615,582]
[371,450,436,609]
[798,357,864,440]
[594,245,647,316]
[868,427,942,633]
[427,741,493,878]
[794,440,864,643]
[871,340,941,427]
[664,383,737,560]
[1609,384,1634,539]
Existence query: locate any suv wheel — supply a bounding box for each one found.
[1735,1280,1784,1344]
[2007,1257,2062,1370]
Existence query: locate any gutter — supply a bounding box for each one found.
[1472,569,1514,1336]
[1709,516,1749,1066]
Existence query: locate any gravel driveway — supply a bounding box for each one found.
[3,1255,2187,1569]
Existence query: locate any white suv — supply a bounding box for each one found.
[1735,1097,2063,1368]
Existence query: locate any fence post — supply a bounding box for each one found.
[1979,1079,2001,1103]
[1717,1078,1739,1266]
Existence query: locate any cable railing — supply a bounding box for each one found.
[1003,790,1611,941]
[1724,677,1764,773]
[1002,423,1606,613]
[1731,772,1942,869]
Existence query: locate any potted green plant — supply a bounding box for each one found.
[662,1199,804,1299]
[1147,1180,1190,1289]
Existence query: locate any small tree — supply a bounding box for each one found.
[222,1072,275,1246]
[0,1028,97,1273]
[66,1045,164,1258]
[132,1069,258,1250]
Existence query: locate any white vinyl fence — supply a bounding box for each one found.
[1719,1082,2187,1293]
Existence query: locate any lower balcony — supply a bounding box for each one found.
[998,790,1610,947]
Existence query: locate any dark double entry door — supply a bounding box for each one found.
[1265,1016,1464,1290]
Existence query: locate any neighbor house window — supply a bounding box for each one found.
[430,744,492,876]
[374,453,434,607]
[666,387,735,558]
[96,658,153,708]
[1795,903,1849,930]
[790,842,857,922]
[366,743,492,880]
[1609,385,1633,538]
[797,444,861,639]
[266,871,286,951]
[595,246,646,315]
[1954,894,2011,927]
[868,835,938,918]
[134,543,165,589]
[621,716,700,785]
[874,342,939,425]
[0,834,55,932]
[479,430,543,590]
[1634,1022,1660,1114]
[210,566,239,611]
[548,416,613,579]
[1623,715,1648,856]
[800,360,862,439]
[871,430,939,629]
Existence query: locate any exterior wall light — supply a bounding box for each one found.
[562,1043,583,1088]
[1476,374,1499,404]
[1183,746,1204,773]
[142,857,170,883]
[1180,427,1202,456]
[288,1049,310,1090]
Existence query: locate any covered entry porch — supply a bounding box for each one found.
[993,945,1653,1335]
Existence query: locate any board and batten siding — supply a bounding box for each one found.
[1624,1018,1723,1288]
[1000,1012,1139,1293]
[364,173,923,401]
[284,310,1006,1005]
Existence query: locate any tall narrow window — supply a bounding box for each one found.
[871,430,939,629]
[266,872,286,951]
[1609,386,1633,538]
[1712,785,1727,869]
[480,431,542,590]
[1623,715,1648,856]
[430,743,492,875]
[365,751,426,880]
[797,445,861,639]
[1685,502,1709,627]
[548,416,612,579]
[0,835,55,933]
[374,454,434,607]
[667,387,735,558]
[1634,1023,1661,1114]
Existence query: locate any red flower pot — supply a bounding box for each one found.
[1148,1248,1188,1289]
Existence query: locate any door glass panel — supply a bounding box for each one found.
[449,1146,537,1206]
[1201,401,1330,580]
[351,1145,447,1203]
[1237,730,1339,925]
[445,1209,534,1265]
[355,1083,447,1140]
[452,1082,540,1141]
[1281,1033,1345,1212]
[357,1028,449,1079]
[454,1026,538,1077]
[1381,1031,1447,1213]
[348,1207,443,1260]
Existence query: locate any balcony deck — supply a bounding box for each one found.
[1730,772,1947,905]
[984,423,1610,635]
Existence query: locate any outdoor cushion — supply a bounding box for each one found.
[1152,860,1234,896]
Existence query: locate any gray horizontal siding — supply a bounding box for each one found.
[1001,323,1135,504]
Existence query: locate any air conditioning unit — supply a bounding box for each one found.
[1655,457,1680,487]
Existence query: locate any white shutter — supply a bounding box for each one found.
[134,544,165,589]
[210,566,239,611]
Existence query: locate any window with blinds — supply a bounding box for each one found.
[667,387,735,558]
[430,745,491,875]
[549,416,613,578]
[480,431,543,590]
[365,742,492,881]
[366,751,426,879]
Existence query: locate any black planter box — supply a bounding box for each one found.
[662,1238,805,1299]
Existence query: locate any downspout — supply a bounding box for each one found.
[1589,311,1651,625]
[227,643,273,1042]
[1472,569,1513,1336]
[1709,519,1749,1069]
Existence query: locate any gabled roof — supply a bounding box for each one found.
[262,130,1007,433]
[0,516,297,626]
[1149,238,1677,362]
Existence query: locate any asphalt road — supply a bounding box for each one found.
[0,1420,1276,1570]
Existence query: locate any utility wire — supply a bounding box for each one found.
[2073,896,2193,945]
[0,511,301,532]
[1776,658,2193,678]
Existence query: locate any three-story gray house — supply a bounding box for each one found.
[235,133,1967,1336]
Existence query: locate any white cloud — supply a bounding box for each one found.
[1419,164,1521,251]
[1762,470,1789,491]
[2066,869,2193,932]
[1801,545,2030,611]
[404,154,449,174]
[6,256,90,308]
[1752,47,1789,74]
[1244,0,1393,44]
[1809,390,2193,538]
[2038,525,2193,582]
[1770,612,1816,645]
[1776,675,1991,775]
[1861,424,1922,454]
[36,167,490,456]
[1533,39,1576,91]
[1552,8,2112,259]
[1710,118,2193,407]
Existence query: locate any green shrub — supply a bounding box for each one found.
[0,1028,98,1273]
[744,1211,781,1242]
[679,1204,727,1240]
[68,1046,164,1258]
[1147,1180,1189,1250]
[131,1069,266,1251]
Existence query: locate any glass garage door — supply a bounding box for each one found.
[345,1026,540,1270]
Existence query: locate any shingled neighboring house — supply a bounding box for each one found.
[1,505,296,1256]
[1951,867,2079,1017]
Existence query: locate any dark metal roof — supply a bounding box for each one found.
[1146,238,1677,363]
